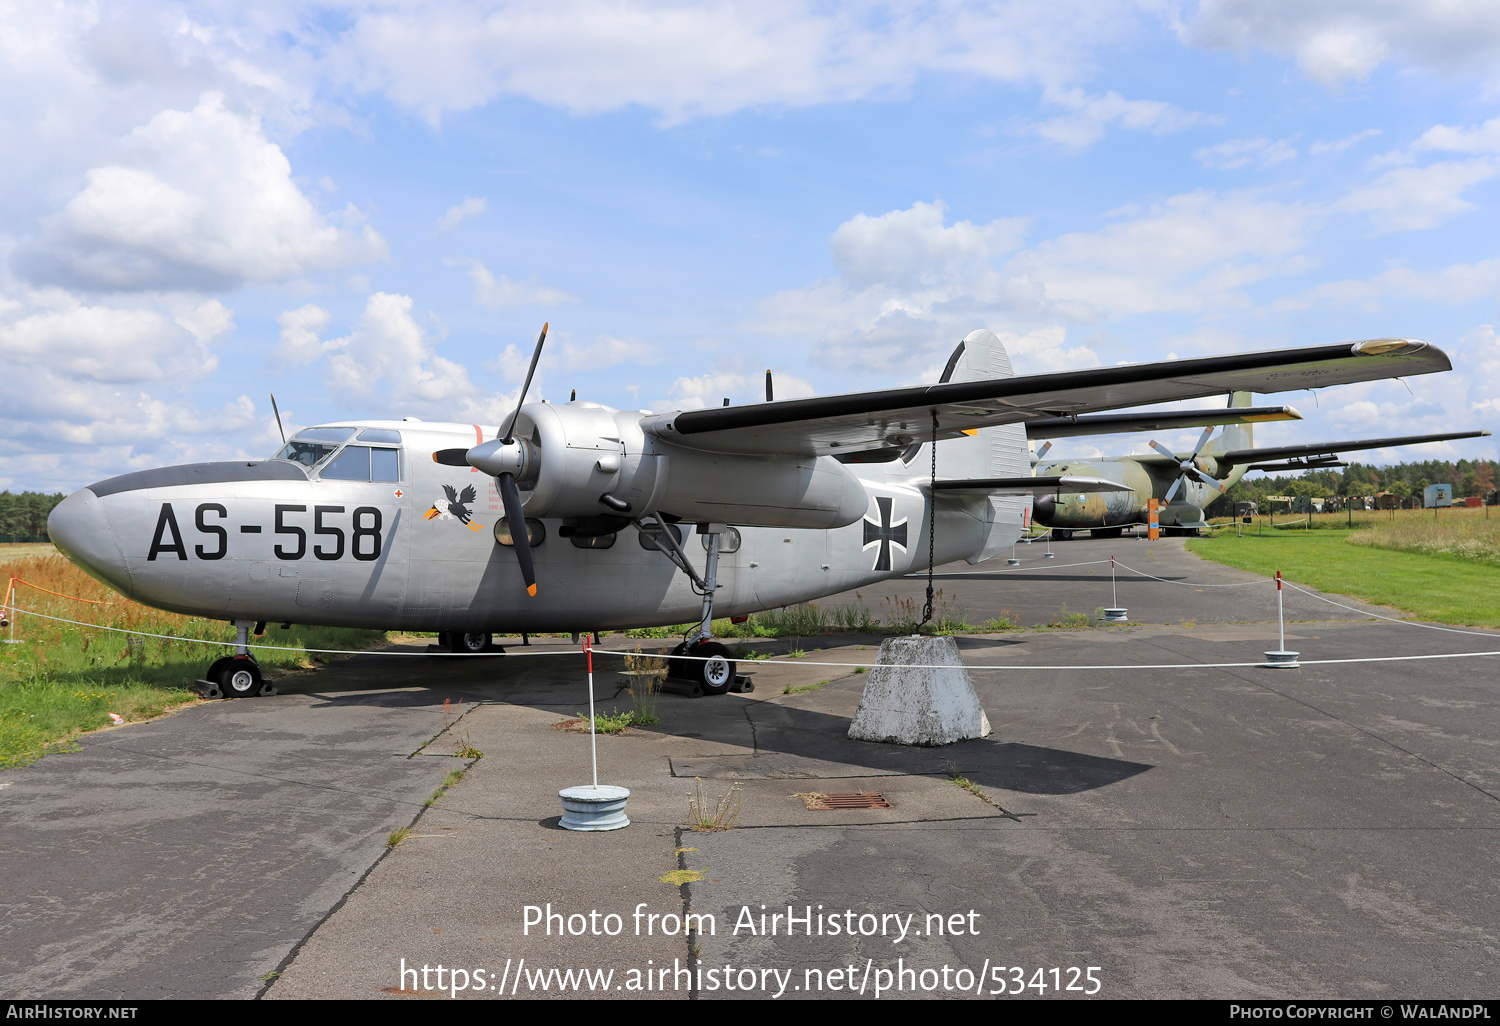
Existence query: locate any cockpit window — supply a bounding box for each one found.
[274,440,340,467]
[295,427,356,443]
[357,428,402,443]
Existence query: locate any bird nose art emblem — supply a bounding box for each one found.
[862,496,908,572]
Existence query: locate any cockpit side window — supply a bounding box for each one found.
[273,427,356,468]
[275,440,340,467]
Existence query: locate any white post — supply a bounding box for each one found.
[584,634,598,789]
[1111,554,1117,608]
[1277,570,1285,653]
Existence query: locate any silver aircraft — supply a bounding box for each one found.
[47,329,1454,698]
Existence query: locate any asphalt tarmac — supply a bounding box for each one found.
[2,537,1497,1000]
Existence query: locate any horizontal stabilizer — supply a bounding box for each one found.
[1222,429,1490,467]
[643,339,1447,457]
[1027,405,1300,440]
[933,475,1130,495]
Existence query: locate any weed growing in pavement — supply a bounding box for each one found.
[783,681,827,695]
[1042,603,1092,629]
[387,826,412,847]
[659,869,706,886]
[687,777,743,832]
[621,648,665,726]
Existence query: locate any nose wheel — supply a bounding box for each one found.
[669,640,738,696]
[200,655,274,699]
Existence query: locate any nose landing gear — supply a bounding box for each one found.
[194,621,276,699]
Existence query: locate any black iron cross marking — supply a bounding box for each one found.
[862,496,908,572]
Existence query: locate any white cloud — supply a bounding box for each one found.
[1195,136,1298,170]
[1412,116,1500,155]
[1008,190,1312,317]
[1310,128,1381,154]
[1184,0,1500,89]
[760,200,1058,375]
[0,295,222,383]
[557,335,658,371]
[655,368,815,411]
[315,292,512,421]
[1281,257,1500,310]
[336,1,1157,124]
[275,304,332,364]
[1335,158,1497,231]
[434,196,489,234]
[18,94,386,291]
[462,259,577,308]
[1032,87,1212,150]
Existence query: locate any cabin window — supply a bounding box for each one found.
[700,527,741,554]
[637,523,684,551]
[371,448,400,482]
[319,445,402,482]
[494,518,546,547]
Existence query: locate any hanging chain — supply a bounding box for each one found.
[920,408,937,628]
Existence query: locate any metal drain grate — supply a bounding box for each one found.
[792,791,892,811]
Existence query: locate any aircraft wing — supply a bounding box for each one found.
[932,475,1130,495]
[1220,429,1491,467]
[1025,405,1301,439]
[643,339,1448,456]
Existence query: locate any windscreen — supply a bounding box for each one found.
[273,427,356,467]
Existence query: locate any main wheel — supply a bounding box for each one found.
[210,656,262,698]
[1054,529,1073,540]
[450,631,492,654]
[1091,526,1123,538]
[689,641,737,696]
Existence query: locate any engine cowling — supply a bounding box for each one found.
[486,401,870,529]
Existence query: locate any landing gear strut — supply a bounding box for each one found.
[198,621,274,699]
[668,525,737,696]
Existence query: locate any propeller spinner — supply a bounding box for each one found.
[1149,426,1227,503]
[432,322,549,597]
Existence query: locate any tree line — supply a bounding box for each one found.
[0,491,67,542]
[1205,458,1497,517]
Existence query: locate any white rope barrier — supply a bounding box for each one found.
[911,558,1113,577]
[8,603,1500,672]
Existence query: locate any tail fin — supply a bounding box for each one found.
[938,329,1028,563]
[1211,391,1255,453]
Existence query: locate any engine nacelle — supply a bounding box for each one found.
[513,401,870,529]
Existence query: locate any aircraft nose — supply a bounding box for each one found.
[47,489,129,590]
[1033,493,1056,521]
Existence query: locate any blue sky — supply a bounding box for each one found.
[3,0,1500,491]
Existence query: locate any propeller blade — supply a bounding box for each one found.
[1148,440,1178,461]
[501,322,549,444]
[497,472,537,597]
[432,448,471,467]
[1035,440,1053,460]
[270,393,286,445]
[1164,475,1184,504]
[1189,425,1215,459]
[765,369,773,403]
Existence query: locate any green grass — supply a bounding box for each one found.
[1187,529,1500,628]
[0,550,387,768]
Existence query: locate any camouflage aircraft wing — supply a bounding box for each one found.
[932,475,1130,495]
[1025,405,1301,439]
[643,339,1447,457]
[1220,430,1491,467]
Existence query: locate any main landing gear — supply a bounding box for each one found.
[195,621,275,699]
[435,631,502,654]
[664,523,742,697]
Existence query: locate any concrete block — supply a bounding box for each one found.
[847,635,992,746]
